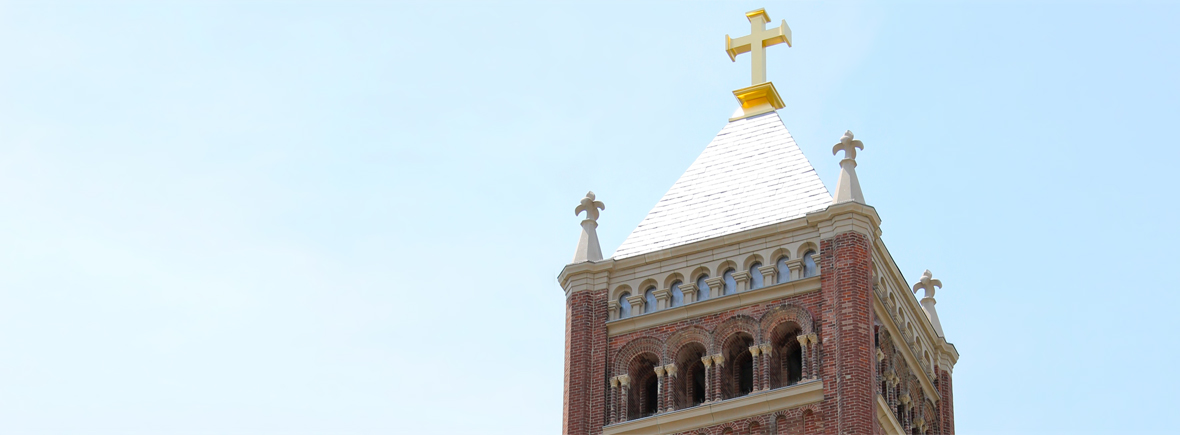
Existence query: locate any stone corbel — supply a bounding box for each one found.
[705,277,725,299]
[733,271,751,291]
[679,282,698,304]
[758,265,777,286]
[626,294,646,315]
[653,288,672,310]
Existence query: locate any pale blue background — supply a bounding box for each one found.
[1,1,1177,434]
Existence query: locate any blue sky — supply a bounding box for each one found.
[1,1,1177,434]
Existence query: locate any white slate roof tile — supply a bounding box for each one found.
[613,112,831,259]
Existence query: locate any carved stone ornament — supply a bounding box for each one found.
[831,130,866,204]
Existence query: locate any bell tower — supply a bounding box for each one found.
[559,8,959,435]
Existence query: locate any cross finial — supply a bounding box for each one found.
[832,130,864,161]
[726,8,792,86]
[574,191,605,222]
[912,269,943,299]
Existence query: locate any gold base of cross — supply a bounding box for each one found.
[730,81,786,121]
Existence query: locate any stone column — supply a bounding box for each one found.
[759,343,773,391]
[653,288,672,310]
[663,364,677,412]
[609,376,619,423]
[700,356,714,403]
[796,334,810,381]
[680,283,698,304]
[653,366,666,413]
[758,265,778,287]
[705,277,725,299]
[806,333,819,379]
[619,375,631,422]
[786,259,804,281]
[733,271,751,292]
[711,354,725,400]
[626,294,646,316]
[748,345,762,391]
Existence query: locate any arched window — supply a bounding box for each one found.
[722,269,737,295]
[722,333,755,399]
[696,275,711,301]
[644,287,657,314]
[619,292,632,318]
[802,251,817,277]
[776,256,790,283]
[749,262,763,290]
[670,281,683,307]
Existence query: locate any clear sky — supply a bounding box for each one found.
[0,1,1177,434]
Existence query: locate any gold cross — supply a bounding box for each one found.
[726,9,792,86]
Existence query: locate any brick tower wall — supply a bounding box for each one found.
[818,231,877,435]
[563,286,608,435]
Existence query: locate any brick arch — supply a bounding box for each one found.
[711,314,760,353]
[760,304,815,336]
[613,336,664,375]
[665,325,711,359]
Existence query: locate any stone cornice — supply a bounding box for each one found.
[876,394,905,435]
[602,380,824,435]
[873,294,940,403]
[871,238,959,366]
[558,258,616,288]
[607,276,821,337]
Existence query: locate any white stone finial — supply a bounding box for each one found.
[571,191,605,263]
[831,130,865,204]
[574,191,605,222]
[912,269,947,338]
[911,269,942,299]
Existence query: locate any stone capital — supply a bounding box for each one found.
[625,294,646,313]
[654,366,666,378]
[796,334,809,348]
[877,349,885,362]
[610,376,620,388]
[711,354,725,366]
[807,332,818,345]
[759,343,773,354]
[701,356,714,368]
[618,374,631,387]
[748,345,761,356]
[664,364,678,377]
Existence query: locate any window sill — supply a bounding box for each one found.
[603,380,824,435]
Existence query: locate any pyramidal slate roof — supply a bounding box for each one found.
[613,112,831,259]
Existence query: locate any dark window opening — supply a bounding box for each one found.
[643,375,659,417]
[692,364,706,406]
